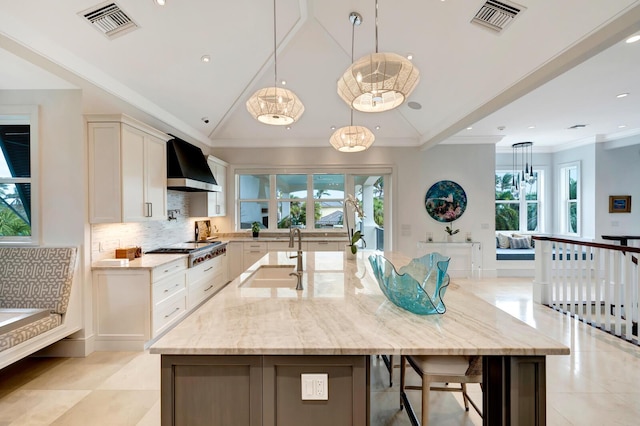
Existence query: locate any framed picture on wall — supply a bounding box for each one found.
[609,195,631,213]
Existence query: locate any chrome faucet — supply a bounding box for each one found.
[288,227,303,273]
[289,270,303,291]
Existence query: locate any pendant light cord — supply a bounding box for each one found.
[273,0,278,87]
[374,0,379,53]
[350,15,355,126]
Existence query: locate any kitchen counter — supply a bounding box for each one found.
[91,253,187,269]
[224,235,347,243]
[152,251,568,425]
[151,251,568,356]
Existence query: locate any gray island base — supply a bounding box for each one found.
[152,251,569,425]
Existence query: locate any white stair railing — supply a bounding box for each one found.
[534,236,639,345]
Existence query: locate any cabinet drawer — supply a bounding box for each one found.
[153,272,186,305]
[307,241,341,251]
[189,275,224,309]
[188,256,220,283]
[244,241,267,251]
[153,290,186,337]
[152,258,187,281]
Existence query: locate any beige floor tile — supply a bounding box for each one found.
[50,390,159,426]
[135,399,161,426]
[1,389,89,425]
[98,352,160,391]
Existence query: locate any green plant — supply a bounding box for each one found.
[251,221,261,233]
[349,230,366,254]
[445,225,459,236]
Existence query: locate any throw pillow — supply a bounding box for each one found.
[508,236,531,249]
[512,233,535,248]
[497,233,510,249]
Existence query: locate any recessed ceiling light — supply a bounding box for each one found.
[375,125,381,130]
[616,92,629,98]
[466,127,473,130]
[201,55,211,63]
[528,125,536,129]
[618,124,627,128]
[154,0,166,5]
[407,101,422,110]
[281,80,287,86]
[330,125,336,130]
[286,126,291,130]
[626,35,640,44]
[406,53,413,60]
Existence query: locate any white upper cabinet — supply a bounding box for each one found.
[190,155,227,217]
[87,114,170,223]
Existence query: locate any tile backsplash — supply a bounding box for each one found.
[91,191,199,261]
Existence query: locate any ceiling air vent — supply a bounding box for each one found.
[471,0,525,33]
[80,2,138,39]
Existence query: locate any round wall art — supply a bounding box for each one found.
[425,180,467,223]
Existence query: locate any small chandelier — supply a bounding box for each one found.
[330,12,375,152]
[337,0,419,113]
[246,0,304,125]
[511,141,535,194]
[330,122,375,152]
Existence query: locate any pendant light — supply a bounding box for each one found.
[330,12,375,152]
[246,0,304,125]
[337,0,420,113]
[511,141,535,195]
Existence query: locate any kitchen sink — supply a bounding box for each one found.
[241,265,297,288]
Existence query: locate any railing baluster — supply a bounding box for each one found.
[533,236,639,346]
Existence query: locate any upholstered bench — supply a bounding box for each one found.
[0,247,77,367]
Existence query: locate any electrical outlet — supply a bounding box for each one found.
[301,373,328,400]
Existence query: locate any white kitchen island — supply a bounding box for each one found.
[151,251,569,426]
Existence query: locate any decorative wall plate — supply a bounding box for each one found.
[424,180,467,223]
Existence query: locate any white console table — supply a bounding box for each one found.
[417,241,482,279]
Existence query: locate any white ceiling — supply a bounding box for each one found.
[1,0,640,153]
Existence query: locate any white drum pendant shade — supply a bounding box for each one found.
[329,125,375,152]
[337,52,419,112]
[246,86,305,125]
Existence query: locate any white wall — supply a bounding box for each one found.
[595,142,640,239]
[211,144,499,276]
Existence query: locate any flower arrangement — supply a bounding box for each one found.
[344,194,366,254]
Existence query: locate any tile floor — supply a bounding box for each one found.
[1,277,639,425]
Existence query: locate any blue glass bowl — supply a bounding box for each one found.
[368,253,450,315]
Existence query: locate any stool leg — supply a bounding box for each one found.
[461,383,470,411]
[422,375,430,426]
[400,356,406,409]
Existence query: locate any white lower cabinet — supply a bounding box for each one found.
[93,254,229,351]
[243,241,268,270]
[188,253,228,309]
[227,242,244,282]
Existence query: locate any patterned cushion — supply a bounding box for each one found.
[0,247,77,314]
[0,313,62,352]
[508,236,531,249]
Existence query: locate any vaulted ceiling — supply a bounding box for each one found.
[1,0,640,152]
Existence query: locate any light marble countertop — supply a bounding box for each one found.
[150,251,569,357]
[91,253,188,269]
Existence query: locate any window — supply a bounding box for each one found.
[238,174,269,229]
[559,162,579,235]
[313,174,344,230]
[0,106,38,243]
[236,172,346,231]
[495,170,541,232]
